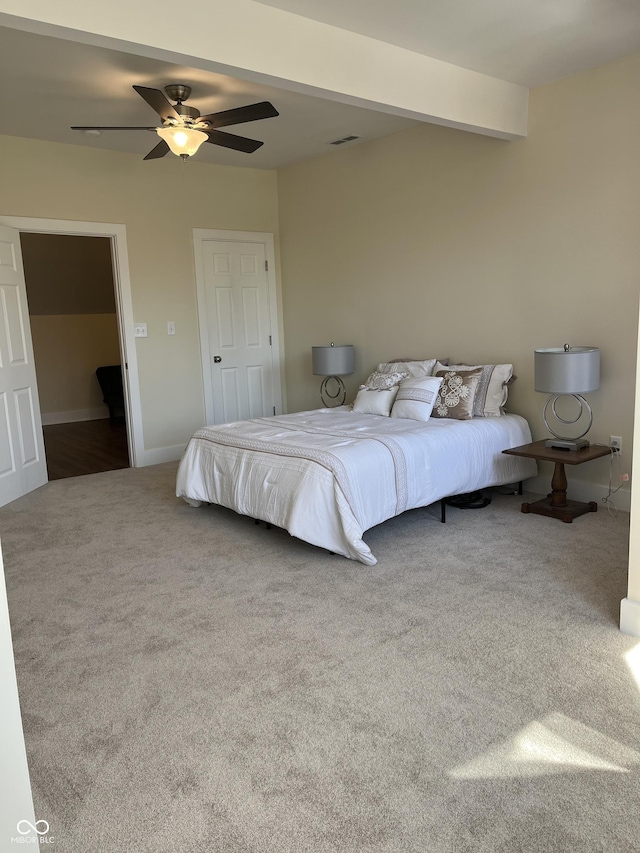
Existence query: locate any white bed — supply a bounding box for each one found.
[176,407,537,565]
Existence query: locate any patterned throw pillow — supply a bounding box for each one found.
[433,361,514,417]
[432,368,483,420]
[390,375,443,422]
[361,369,408,391]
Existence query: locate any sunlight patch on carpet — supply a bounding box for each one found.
[449,713,640,779]
[625,642,640,694]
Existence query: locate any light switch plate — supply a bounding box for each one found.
[134,323,147,338]
[167,321,175,335]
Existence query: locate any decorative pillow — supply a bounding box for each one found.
[433,361,514,417]
[390,375,443,422]
[376,358,437,379]
[360,369,408,390]
[432,368,483,420]
[352,386,399,417]
[389,357,449,366]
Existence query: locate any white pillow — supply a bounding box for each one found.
[390,375,443,422]
[352,386,399,416]
[433,361,513,417]
[376,359,437,379]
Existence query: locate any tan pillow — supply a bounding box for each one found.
[376,359,437,379]
[434,361,514,417]
[432,368,483,420]
[389,357,449,366]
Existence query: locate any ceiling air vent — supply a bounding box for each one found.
[329,135,360,146]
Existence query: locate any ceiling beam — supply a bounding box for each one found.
[0,0,528,139]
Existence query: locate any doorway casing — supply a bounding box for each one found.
[0,216,143,467]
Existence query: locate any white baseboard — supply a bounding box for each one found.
[137,444,186,466]
[620,598,640,637]
[41,407,107,425]
[524,473,631,514]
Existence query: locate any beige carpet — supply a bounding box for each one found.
[1,463,639,852]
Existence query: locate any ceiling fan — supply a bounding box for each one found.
[72,84,279,161]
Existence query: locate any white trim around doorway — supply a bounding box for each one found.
[0,216,143,467]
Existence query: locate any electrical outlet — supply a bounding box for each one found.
[621,473,630,482]
[610,436,622,452]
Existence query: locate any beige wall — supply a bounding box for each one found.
[1,54,637,493]
[0,135,280,449]
[30,314,120,418]
[277,53,640,495]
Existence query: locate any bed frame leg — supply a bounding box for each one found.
[518,481,523,496]
[440,499,446,523]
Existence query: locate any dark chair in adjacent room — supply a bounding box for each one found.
[95,365,125,423]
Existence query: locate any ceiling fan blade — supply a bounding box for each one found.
[133,85,180,121]
[143,139,170,160]
[205,129,263,153]
[199,101,279,129]
[71,126,157,131]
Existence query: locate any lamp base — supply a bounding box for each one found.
[320,376,346,407]
[544,437,590,451]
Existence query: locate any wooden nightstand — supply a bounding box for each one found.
[502,440,612,523]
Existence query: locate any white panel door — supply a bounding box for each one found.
[0,225,47,507]
[203,240,275,424]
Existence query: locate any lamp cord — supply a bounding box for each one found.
[602,447,623,516]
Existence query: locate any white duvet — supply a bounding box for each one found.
[176,408,537,565]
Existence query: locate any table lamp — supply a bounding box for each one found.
[534,344,600,450]
[312,343,355,407]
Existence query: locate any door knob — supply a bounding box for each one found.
[213,356,222,363]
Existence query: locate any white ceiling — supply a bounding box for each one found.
[0,27,418,170]
[255,0,640,88]
[1,0,639,170]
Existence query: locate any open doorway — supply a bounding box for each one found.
[20,232,129,480]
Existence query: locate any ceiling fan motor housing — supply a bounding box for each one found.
[164,84,201,122]
[172,104,201,122]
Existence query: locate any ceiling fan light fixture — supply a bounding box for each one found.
[156,125,208,159]
[71,85,278,161]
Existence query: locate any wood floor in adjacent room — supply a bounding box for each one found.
[43,418,129,480]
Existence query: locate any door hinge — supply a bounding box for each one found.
[273,406,276,415]
[265,260,268,271]
[269,335,272,345]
